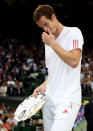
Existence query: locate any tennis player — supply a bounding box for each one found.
[32,4,84,131]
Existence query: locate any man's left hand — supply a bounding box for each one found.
[42,31,56,46]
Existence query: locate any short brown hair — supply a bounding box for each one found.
[33,4,56,22]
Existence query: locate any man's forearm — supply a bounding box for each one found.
[51,42,81,68]
[41,77,48,87]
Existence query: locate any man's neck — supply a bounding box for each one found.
[55,22,64,39]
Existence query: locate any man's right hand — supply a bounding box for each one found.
[32,85,46,98]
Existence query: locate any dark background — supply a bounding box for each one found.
[0,0,93,49]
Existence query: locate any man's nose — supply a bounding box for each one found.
[43,26,48,33]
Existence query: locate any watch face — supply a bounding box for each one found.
[18,110,26,119]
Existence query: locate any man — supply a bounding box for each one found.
[33,4,84,131]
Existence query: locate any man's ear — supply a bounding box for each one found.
[51,14,56,21]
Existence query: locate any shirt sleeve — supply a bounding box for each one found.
[68,27,84,51]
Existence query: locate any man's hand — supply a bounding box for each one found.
[32,85,46,98]
[42,29,56,46]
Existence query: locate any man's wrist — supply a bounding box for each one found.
[50,41,57,48]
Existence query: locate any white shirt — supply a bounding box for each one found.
[80,73,85,82]
[90,81,93,90]
[33,63,38,72]
[45,26,84,106]
[7,80,16,87]
[0,86,7,94]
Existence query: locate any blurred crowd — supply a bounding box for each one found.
[0,37,47,97]
[81,49,93,97]
[0,103,17,131]
[0,103,43,131]
[0,36,93,98]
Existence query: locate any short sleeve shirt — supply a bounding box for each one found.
[45,26,84,106]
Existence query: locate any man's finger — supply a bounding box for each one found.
[32,91,38,98]
[42,32,46,38]
[47,28,52,35]
[43,32,48,37]
[34,94,38,98]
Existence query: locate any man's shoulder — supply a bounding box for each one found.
[66,26,81,32]
[66,26,83,38]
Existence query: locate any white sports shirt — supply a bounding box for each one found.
[45,26,84,106]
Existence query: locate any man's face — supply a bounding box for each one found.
[37,15,57,35]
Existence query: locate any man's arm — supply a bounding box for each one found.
[40,76,48,87]
[51,42,81,68]
[42,32,82,68]
[32,77,48,97]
